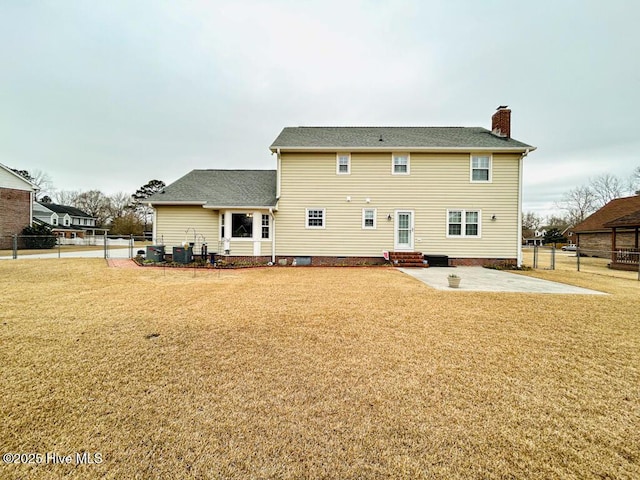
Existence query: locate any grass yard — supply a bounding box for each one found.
[1,260,638,479]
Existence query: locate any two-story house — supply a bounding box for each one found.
[33,202,103,242]
[148,107,535,266]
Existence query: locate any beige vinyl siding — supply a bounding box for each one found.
[225,240,273,256]
[276,152,520,258]
[154,206,219,247]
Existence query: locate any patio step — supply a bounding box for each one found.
[389,252,427,268]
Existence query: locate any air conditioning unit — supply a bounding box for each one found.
[172,246,193,264]
[146,245,165,262]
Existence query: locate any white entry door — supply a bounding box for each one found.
[395,210,414,251]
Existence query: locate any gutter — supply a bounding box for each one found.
[270,146,537,154]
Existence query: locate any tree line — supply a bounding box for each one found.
[524,166,640,232]
[10,168,165,236]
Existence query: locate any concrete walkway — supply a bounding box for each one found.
[399,267,606,295]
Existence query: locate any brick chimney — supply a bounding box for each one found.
[491,106,511,138]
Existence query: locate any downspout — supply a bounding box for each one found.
[517,148,530,267]
[276,148,281,198]
[150,203,157,244]
[270,207,276,263]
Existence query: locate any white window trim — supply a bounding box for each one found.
[392,153,410,175]
[446,209,482,238]
[305,208,326,229]
[362,208,377,230]
[470,154,492,183]
[261,214,270,240]
[336,153,351,175]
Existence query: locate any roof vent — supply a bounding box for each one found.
[378,135,384,142]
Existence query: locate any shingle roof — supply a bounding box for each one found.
[270,127,534,151]
[37,202,93,218]
[603,210,640,228]
[147,170,277,207]
[573,196,640,232]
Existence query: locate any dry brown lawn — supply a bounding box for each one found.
[1,260,638,479]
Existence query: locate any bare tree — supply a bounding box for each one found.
[546,215,569,229]
[75,190,111,226]
[53,190,80,206]
[9,167,54,200]
[559,185,597,226]
[630,166,640,195]
[522,211,541,231]
[589,173,625,208]
[107,192,133,221]
[29,169,54,199]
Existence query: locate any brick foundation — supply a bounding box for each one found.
[276,256,387,267]
[449,258,517,267]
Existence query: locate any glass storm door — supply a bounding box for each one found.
[395,211,414,250]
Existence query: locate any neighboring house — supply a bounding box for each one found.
[149,107,536,266]
[0,163,37,249]
[523,228,547,246]
[573,195,640,268]
[33,202,105,242]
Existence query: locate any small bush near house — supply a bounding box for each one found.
[21,224,56,249]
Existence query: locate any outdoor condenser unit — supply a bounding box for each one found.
[146,245,165,262]
[172,246,193,264]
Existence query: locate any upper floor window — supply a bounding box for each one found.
[336,153,350,175]
[306,208,325,229]
[392,153,410,175]
[471,155,491,182]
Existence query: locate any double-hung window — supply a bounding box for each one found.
[447,210,481,237]
[261,214,270,239]
[362,208,376,229]
[392,153,410,175]
[471,155,491,182]
[306,208,325,229]
[337,153,350,175]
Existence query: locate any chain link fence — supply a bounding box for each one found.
[522,246,640,281]
[0,235,153,260]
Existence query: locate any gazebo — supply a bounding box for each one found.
[604,210,640,271]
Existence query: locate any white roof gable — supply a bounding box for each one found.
[0,163,37,191]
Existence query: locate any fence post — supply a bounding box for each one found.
[533,245,538,269]
[551,245,556,270]
[58,236,61,258]
[12,234,18,259]
[576,246,580,272]
[104,235,108,259]
[130,235,134,259]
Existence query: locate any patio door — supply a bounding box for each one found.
[395,210,414,251]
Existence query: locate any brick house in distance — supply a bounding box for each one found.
[0,163,37,249]
[573,195,640,267]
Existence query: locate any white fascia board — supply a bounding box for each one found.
[201,205,275,210]
[147,201,207,206]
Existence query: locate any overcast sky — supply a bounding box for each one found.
[1,1,638,218]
